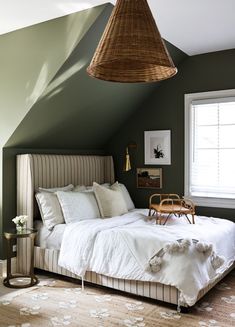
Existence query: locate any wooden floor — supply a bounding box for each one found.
[0,269,234,327]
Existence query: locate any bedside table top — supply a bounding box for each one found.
[4,228,37,239]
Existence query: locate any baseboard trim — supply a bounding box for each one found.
[0,257,16,278]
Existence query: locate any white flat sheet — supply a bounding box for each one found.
[58,209,235,306]
[34,220,65,249]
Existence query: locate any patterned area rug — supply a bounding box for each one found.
[0,270,234,327]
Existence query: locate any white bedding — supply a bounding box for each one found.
[34,220,65,249]
[58,209,235,306]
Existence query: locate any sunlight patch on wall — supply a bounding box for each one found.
[43,59,87,100]
[26,63,49,106]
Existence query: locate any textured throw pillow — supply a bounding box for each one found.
[118,183,135,211]
[93,182,128,218]
[36,184,74,230]
[56,191,101,224]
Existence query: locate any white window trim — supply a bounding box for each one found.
[184,88,235,209]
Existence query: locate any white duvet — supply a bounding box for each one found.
[58,209,235,306]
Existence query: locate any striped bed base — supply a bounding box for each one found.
[34,246,179,305]
[32,246,235,307]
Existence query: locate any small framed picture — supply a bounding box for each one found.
[144,130,171,165]
[137,168,162,189]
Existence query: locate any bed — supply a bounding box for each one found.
[16,154,235,309]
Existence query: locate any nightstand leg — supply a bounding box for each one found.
[7,239,12,278]
[3,238,12,287]
[29,235,37,286]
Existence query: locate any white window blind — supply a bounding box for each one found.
[191,98,235,199]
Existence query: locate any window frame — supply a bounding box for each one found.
[184,88,235,209]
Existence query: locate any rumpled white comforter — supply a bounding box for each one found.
[58,209,235,306]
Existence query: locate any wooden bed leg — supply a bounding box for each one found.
[192,214,195,224]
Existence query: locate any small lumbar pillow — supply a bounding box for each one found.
[93,182,128,218]
[118,183,135,210]
[56,191,101,223]
[35,184,74,230]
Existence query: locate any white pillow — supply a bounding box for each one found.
[56,191,101,223]
[36,192,64,231]
[118,183,135,211]
[36,184,74,230]
[93,182,128,218]
[38,184,74,193]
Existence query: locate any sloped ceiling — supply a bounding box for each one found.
[1,1,235,55]
[6,4,187,150]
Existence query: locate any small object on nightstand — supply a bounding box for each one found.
[149,193,195,225]
[3,228,38,288]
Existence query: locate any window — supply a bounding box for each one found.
[185,89,235,208]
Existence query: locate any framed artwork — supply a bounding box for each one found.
[137,168,162,189]
[144,130,171,165]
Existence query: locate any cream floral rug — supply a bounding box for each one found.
[0,270,234,327]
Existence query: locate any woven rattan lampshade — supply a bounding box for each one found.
[87,0,177,83]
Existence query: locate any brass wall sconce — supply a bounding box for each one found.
[123,143,137,172]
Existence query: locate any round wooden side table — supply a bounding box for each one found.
[3,228,38,288]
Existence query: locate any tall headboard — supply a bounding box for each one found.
[17,154,115,228]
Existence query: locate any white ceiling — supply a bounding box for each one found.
[0,0,235,55]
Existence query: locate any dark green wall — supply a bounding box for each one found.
[106,49,235,221]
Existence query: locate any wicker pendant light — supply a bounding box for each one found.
[87,0,177,83]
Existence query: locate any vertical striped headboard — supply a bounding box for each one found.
[17,154,115,227]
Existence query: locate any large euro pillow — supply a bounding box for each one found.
[35,184,74,231]
[93,182,128,218]
[56,191,101,224]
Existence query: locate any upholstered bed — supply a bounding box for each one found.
[16,154,235,309]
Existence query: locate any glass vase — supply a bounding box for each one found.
[16,224,26,233]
